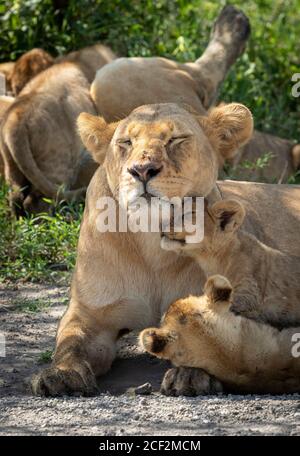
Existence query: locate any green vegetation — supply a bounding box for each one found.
[0,0,299,283]
[11,296,52,312]
[0,181,82,282]
[38,350,53,364]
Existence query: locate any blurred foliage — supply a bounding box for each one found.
[0,0,299,139]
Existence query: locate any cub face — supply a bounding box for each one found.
[161,199,246,253]
[139,275,233,365]
[77,103,253,208]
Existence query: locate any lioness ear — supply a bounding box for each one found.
[199,103,253,159]
[77,112,119,164]
[209,199,245,233]
[204,275,232,307]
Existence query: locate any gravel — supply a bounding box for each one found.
[0,282,300,436]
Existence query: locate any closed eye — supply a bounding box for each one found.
[117,138,132,147]
[167,135,191,147]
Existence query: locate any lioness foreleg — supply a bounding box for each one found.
[31,298,147,396]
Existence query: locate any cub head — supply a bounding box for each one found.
[161,198,246,253]
[77,103,253,208]
[203,198,246,245]
[139,275,233,364]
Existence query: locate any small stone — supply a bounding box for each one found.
[134,382,152,395]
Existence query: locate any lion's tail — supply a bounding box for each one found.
[1,103,86,202]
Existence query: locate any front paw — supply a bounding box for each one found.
[161,367,223,397]
[31,361,99,397]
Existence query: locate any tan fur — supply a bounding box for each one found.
[31,100,300,396]
[91,42,297,184]
[77,103,252,202]
[0,96,15,176]
[91,6,251,119]
[140,275,300,394]
[0,45,115,214]
[0,62,15,93]
[161,198,300,329]
[224,129,299,183]
[56,43,117,83]
[10,48,54,96]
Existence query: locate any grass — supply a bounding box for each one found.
[0,180,82,283]
[0,0,299,283]
[38,350,53,364]
[11,297,52,313]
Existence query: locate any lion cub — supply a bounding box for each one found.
[140,275,300,393]
[161,198,300,329]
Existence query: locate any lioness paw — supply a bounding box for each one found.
[31,363,98,397]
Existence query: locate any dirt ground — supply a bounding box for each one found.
[0,282,300,436]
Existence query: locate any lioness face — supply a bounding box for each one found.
[78,102,253,208]
[105,104,219,207]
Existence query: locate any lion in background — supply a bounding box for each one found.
[0,49,54,96]
[0,5,299,216]
[140,274,300,395]
[0,44,116,215]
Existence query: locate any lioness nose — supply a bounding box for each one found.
[128,162,163,183]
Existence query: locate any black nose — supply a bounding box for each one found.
[128,162,163,183]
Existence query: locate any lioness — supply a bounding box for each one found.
[0,49,54,96]
[224,130,300,183]
[0,62,15,93]
[140,275,300,394]
[31,102,300,397]
[0,44,116,214]
[0,96,15,176]
[161,198,300,329]
[91,8,299,183]
[10,48,54,96]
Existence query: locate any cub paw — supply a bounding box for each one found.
[161,367,223,397]
[31,362,99,397]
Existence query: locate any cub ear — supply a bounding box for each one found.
[204,275,232,307]
[209,199,245,233]
[77,112,119,164]
[139,328,177,357]
[199,103,253,160]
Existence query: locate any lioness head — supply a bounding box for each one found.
[139,274,233,363]
[78,103,253,207]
